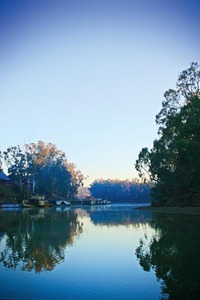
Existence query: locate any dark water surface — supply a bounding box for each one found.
[0,204,200,299]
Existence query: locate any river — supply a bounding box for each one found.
[0,204,200,299]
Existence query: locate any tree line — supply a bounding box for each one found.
[0,141,84,200]
[135,62,200,206]
[89,179,151,203]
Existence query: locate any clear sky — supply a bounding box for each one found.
[1,0,200,185]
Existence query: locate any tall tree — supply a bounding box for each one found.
[3,145,27,192]
[2,141,84,199]
[135,63,200,205]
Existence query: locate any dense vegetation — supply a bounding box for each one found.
[89,179,151,203]
[135,62,200,206]
[0,141,84,201]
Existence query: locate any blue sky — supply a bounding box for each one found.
[1,0,200,185]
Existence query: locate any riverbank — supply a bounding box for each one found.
[136,205,200,215]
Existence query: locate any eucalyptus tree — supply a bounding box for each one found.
[135,62,200,205]
[3,145,27,192]
[24,141,67,194]
[25,141,84,198]
[65,162,84,198]
[2,141,84,199]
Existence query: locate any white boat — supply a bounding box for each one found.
[55,200,70,206]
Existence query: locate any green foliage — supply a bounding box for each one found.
[2,141,84,199]
[135,62,200,206]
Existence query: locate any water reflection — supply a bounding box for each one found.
[2,205,200,299]
[0,208,83,273]
[0,206,153,275]
[82,205,152,227]
[135,212,200,299]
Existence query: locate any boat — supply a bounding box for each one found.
[55,200,70,206]
[22,195,49,208]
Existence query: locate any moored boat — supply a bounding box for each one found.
[22,195,49,208]
[55,200,70,206]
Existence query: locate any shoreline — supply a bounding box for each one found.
[136,205,200,215]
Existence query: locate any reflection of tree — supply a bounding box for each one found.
[88,207,151,227]
[0,209,83,273]
[135,213,200,299]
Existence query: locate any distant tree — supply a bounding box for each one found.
[135,62,200,206]
[89,179,151,203]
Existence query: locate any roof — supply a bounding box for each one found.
[0,172,11,181]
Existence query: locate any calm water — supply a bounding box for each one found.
[0,204,200,300]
